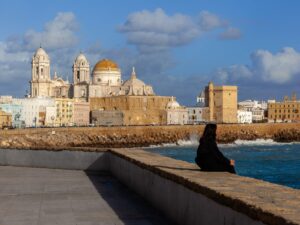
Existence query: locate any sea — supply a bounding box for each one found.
[143,138,300,189]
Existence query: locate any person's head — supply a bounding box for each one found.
[201,123,217,141]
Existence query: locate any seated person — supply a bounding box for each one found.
[195,123,236,174]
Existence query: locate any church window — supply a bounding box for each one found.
[36,67,39,75]
[77,71,80,80]
[41,68,43,75]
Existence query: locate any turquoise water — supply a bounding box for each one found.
[144,140,300,189]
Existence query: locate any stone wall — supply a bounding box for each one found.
[1,123,300,149]
[1,147,299,225]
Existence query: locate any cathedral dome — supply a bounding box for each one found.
[167,98,180,109]
[34,47,48,57]
[75,53,87,62]
[93,59,119,72]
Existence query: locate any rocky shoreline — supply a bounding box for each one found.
[0,124,300,149]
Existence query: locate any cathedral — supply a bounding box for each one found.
[30,47,154,101]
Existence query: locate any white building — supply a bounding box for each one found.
[187,107,205,124]
[30,47,71,98]
[166,97,188,125]
[238,100,267,122]
[237,110,252,124]
[13,97,55,127]
[45,106,56,127]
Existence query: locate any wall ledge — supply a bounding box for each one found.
[109,148,300,225]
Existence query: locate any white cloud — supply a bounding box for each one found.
[215,65,252,83]
[119,8,241,53]
[7,12,78,52]
[0,12,79,94]
[251,47,300,83]
[219,27,241,40]
[214,47,300,85]
[198,11,226,31]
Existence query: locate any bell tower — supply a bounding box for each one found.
[30,47,51,97]
[72,53,90,101]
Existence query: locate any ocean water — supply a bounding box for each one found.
[144,139,300,189]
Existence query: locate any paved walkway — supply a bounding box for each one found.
[0,166,172,225]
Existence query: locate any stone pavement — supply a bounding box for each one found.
[0,166,172,225]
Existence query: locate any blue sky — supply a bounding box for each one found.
[1,0,300,105]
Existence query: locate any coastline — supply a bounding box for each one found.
[1,123,300,149]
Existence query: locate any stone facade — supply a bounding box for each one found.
[54,98,74,126]
[204,82,238,123]
[187,107,206,124]
[30,47,71,98]
[166,98,188,125]
[268,94,300,123]
[91,110,124,126]
[73,101,90,126]
[90,96,173,125]
[0,109,12,128]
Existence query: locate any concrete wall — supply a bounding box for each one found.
[0,147,299,225]
[108,151,266,225]
[0,148,108,171]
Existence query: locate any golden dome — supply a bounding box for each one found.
[93,59,119,72]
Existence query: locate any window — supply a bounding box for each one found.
[36,67,39,75]
[97,78,101,82]
[77,71,80,80]
[41,68,43,76]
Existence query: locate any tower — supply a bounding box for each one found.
[72,53,90,84]
[30,47,51,97]
[72,53,90,101]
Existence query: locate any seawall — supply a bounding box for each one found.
[1,123,300,148]
[0,147,299,225]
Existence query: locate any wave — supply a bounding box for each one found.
[146,138,298,149]
[220,139,296,147]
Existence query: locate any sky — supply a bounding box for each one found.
[1,0,300,105]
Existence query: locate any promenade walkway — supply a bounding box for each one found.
[0,166,172,225]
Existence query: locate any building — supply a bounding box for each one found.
[238,100,267,122]
[0,103,24,128]
[0,109,12,128]
[54,98,74,126]
[91,110,124,126]
[30,47,71,98]
[73,101,90,126]
[90,95,172,125]
[237,110,252,124]
[166,97,188,125]
[252,108,265,122]
[0,96,13,104]
[187,107,207,124]
[13,97,55,127]
[89,66,176,126]
[202,82,238,123]
[268,94,300,123]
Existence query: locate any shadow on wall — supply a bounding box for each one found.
[84,157,173,225]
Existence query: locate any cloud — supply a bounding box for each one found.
[217,47,300,84]
[251,47,300,83]
[0,12,80,96]
[219,27,242,40]
[197,11,226,31]
[6,12,78,52]
[119,8,241,53]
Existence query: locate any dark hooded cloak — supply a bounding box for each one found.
[195,124,236,174]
